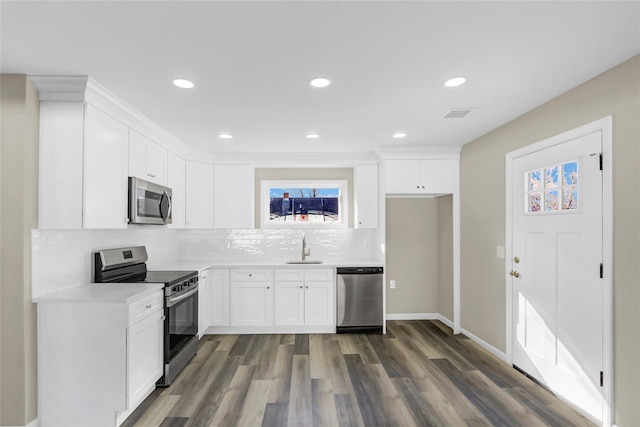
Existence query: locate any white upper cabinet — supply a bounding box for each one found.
[353,164,378,228]
[83,104,129,229]
[185,161,214,229]
[213,164,254,229]
[385,159,458,195]
[128,130,167,185]
[166,151,186,229]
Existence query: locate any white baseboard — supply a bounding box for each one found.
[2,419,39,427]
[386,312,439,321]
[459,326,507,362]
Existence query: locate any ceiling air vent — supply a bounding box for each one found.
[442,108,473,119]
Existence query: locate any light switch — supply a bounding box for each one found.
[496,246,505,259]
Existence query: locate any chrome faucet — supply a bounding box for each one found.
[302,233,310,261]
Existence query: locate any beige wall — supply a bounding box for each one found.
[254,168,354,227]
[460,55,640,426]
[0,75,39,425]
[385,197,453,317]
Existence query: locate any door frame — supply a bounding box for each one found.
[505,116,613,426]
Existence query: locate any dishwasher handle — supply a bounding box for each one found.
[337,266,383,275]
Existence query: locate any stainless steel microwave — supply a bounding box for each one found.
[128,177,172,225]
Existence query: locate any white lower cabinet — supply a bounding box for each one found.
[202,267,335,334]
[36,287,164,427]
[275,268,334,326]
[209,269,230,327]
[229,269,273,326]
[198,269,210,337]
[126,309,164,409]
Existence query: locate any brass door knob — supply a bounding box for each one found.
[514,256,520,264]
[510,270,520,278]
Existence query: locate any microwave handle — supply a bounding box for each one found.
[160,191,172,221]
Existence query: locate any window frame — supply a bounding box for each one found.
[260,180,348,228]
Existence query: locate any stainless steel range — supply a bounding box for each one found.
[94,246,198,386]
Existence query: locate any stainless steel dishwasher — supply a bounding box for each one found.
[336,266,384,333]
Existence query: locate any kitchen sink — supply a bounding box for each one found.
[286,260,323,264]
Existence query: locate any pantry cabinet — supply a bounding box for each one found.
[128,129,168,186]
[185,161,214,228]
[385,159,457,195]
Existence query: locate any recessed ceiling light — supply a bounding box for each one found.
[218,133,233,139]
[306,133,320,139]
[393,132,407,139]
[444,77,466,88]
[310,78,331,88]
[172,78,194,89]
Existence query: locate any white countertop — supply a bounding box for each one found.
[150,259,384,272]
[33,283,164,304]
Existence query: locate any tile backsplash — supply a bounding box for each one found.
[32,227,382,298]
[177,228,380,263]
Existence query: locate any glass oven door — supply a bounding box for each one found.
[166,285,198,362]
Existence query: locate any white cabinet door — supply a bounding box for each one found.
[419,159,457,194]
[126,309,163,409]
[209,269,230,327]
[146,141,167,185]
[385,160,421,194]
[213,164,254,229]
[128,130,167,185]
[304,281,334,326]
[198,270,209,337]
[385,159,457,195]
[185,161,214,229]
[354,164,379,228]
[274,282,304,326]
[167,151,186,229]
[128,133,147,182]
[83,104,129,228]
[230,282,273,326]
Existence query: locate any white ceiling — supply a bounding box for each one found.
[2,1,639,155]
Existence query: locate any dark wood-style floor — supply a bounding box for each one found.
[122,320,597,427]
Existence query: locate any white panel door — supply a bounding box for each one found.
[274,282,304,326]
[83,104,129,229]
[385,160,420,193]
[209,269,230,327]
[166,151,186,229]
[354,164,378,228]
[126,309,163,409]
[230,282,272,326]
[304,281,334,326]
[420,159,456,194]
[185,161,214,229]
[512,131,603,421]
[213,164,254,228]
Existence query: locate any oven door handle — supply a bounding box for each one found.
[166,285,198,307]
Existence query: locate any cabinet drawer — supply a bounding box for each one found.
[128,291,163,326]
[230,269,272,282]
[305,269,334,282]
[275,269,304,282]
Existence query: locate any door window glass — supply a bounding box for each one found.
[526,161,579,213]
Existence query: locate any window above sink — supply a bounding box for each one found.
[260,180,348,228]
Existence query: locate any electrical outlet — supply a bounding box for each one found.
[390,280,396,289]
